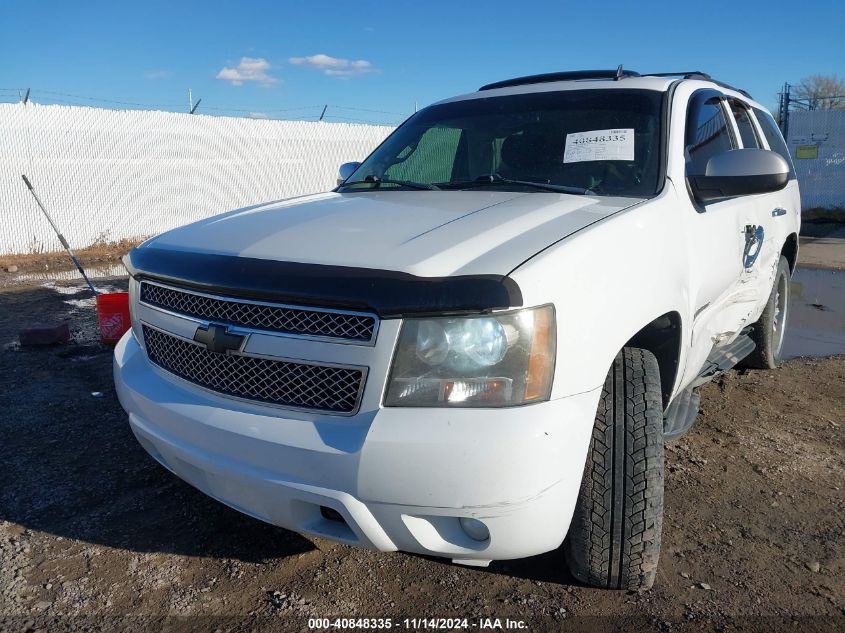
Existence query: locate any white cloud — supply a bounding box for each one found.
[248,112,269,119]
[289,53,375,77]
[145,70,171,80]
[216,57,278,86]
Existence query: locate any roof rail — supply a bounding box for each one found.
[642,71,753,99]
[645,71,712,79]
[479,69,641,91]
[478,69,753,100]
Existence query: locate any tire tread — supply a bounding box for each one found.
[565,348,664,590]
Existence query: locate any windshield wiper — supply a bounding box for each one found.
[342,175,440,191]
[446,174,591,195]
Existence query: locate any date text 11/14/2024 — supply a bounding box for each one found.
[307,617,529,630]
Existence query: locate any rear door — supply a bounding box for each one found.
[750,105,802,266]
[726,100,783,307]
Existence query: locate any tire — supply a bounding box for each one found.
[565,347,665,590]
[741,255,790,370]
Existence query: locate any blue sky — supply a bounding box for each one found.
[1,0,842,124]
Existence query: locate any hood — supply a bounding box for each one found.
[146,190,642,277]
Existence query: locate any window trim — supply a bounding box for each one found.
[683,88,738,212]
[749,106,797,181]
[727,98,763,149]
[683,88,736,171]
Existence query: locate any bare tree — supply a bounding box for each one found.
[794,75,845,110]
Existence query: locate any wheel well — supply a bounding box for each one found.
[782,232,799,273]
[624,311,682,410]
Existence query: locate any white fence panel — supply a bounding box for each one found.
[0,103,393,255]
[787,109,845,211]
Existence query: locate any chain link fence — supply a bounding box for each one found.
[0,103,394,256]
[785,109,845,212]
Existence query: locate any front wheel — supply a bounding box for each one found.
[564,347,665,590]
[742,255,791,369]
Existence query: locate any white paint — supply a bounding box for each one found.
[114,331,599,561]
[148,190,641,277]
[112,77,802,564]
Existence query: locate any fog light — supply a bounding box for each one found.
[459,517,490,542]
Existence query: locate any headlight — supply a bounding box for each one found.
[384,305,555,408]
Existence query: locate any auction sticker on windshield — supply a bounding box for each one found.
[563,128,634,163]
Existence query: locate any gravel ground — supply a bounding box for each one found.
[0,278,843,632]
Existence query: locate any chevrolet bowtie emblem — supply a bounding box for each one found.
[193,323,245,354]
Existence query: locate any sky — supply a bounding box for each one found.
[1,0,843,125]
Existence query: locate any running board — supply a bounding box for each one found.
[664,385,701,439]
[690,333,756,388]
[664,333,755,438]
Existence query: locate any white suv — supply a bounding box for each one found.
[114,69,800,590]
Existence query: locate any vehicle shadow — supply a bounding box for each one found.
[407,550,581,586]
[0,282,315,563]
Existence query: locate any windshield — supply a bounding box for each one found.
[341,89,664,197]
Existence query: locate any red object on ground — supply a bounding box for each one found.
[96,292,131,344]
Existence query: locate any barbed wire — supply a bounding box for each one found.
[0,87,410,125]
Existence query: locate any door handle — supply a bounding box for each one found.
[743,225,764,269]
[771,207,787,217]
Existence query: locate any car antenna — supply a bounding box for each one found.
[615,64,624,81]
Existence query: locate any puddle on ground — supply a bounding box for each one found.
[783,267,845,359]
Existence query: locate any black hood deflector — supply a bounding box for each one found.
[125,247,523,318]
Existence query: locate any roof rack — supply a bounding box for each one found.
[478,68,640,91]
[478,68,753,99]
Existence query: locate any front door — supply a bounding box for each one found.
[680,91,751,387]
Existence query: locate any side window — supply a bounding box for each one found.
[729,102,760,148]
[385,126,462,183]
[752,107,796,178]
[685,95,735,175]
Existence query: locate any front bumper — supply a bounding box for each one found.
[114,331,601,562]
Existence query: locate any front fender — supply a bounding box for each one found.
[509,191,691,400]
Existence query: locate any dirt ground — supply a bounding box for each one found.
[0,239,142,277]
[0,276,843,632]
[800,221,845,271]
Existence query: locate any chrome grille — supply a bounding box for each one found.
[142,326,365,414]
[140,281,376,343]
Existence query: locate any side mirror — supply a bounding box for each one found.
[688,148,789,202]
[337,161,362,187]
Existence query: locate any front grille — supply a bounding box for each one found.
[140,282,376,343]
[142,326,365,414]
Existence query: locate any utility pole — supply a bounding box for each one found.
[778,82,791,139]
